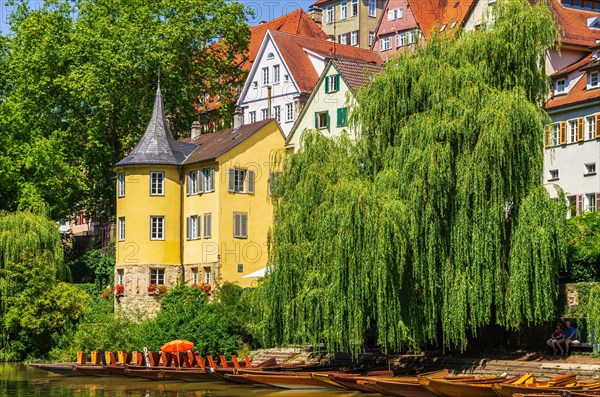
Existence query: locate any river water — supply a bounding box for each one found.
[1,363,361,397]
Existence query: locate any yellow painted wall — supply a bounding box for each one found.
[216,120,285,287]
[182,161,220,266]
[115,166,182,267]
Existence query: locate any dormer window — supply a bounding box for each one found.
[555,78,567,94]
[589,71,599,89]
[450,20,458,29]
[440,24,447,32]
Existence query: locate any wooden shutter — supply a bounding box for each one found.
[228,168,235,192]
[204,213,212,237]
[334,74,340,91]
[577,118,585,141]
[241,214,247,238]
[324,76,329,94]
[559,121,567,145]
[209,169,215,192]
[337,107,348,127]
[247,170,255,194]
[186,174,192,195]
[315,112,319,129]
[576,194,584,215]
[326,112,330,129]
[596,193,600,212]
[596,113,600,139]
[186,217,190,240]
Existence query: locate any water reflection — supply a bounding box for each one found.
[0,363,361,397]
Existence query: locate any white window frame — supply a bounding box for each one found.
[201,168,214,193]
[551,123,560,146]
[203,213,212,238]
[585,163,597,175]
[548,169,559,181]
[351,0,358,16]
[408,30,416,44]
[261,108,269,120]
[192,267,199,284]
[150,171,165,196]
[326,75,338,93]
[150,216,165,240]
[204,267,211,284]
[117,173,125,197]
[589,71,599,89]
[273,105,281,123]
[586,116,595,140]
[326,6,334,24]
[116,269,124,285]
[341,1,348,19]
[118,217,125,241]
[233,169,246,193]
[286,103,294,122]
[316,111,329,129]
[249,111,256,124]
[234,212,248,239]
[351,30,359,46]
[586,193,596,212]
[368,31,375,47]
[381,37,392,51]
[262,67,269,85]
[568,120,578,143]
[273,65,280,84]
[555,78,566,94]
[149,268,165,285]
[187,215,199,240]
[340,33,348,45]
[368,0,376,17]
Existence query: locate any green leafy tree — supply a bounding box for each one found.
[259,0,567,356]
[0,210,89,359]
[562,212,600,282]
[0,0,250,219]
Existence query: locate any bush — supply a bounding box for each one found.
[562,212,600,283]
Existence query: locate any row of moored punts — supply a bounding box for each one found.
[30,351,600,397]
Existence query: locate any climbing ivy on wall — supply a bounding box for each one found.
[257,0,567,356]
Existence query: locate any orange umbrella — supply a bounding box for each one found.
[160,339,195,353]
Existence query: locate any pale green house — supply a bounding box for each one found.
[286,57,382,152]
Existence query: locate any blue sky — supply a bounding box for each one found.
[0,1,315,34]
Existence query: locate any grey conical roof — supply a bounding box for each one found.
[116,85,190,166]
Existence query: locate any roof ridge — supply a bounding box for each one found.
[250,9,304,31]
[270,30,382,56]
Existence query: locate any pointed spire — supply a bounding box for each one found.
[116,84,189,166]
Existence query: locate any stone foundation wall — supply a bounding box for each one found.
[114,264,182,318]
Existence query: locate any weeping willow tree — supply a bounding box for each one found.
[0,210,76,358]
[257,0,567,356]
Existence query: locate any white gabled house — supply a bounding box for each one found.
[236,29,383,137]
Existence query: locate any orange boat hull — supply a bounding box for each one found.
[421,378,498,397]
[243,373,335,389]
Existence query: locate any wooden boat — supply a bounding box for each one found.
[420,376,506,397]
[224,373,271,386]
[327,370,447,394]
[73,364,113,377]
[242,372,338,389]
[29,363,83,376]
[361,378,436,397]
[124,367,166,381]
[492,383,583,397]
[162,368,216,382]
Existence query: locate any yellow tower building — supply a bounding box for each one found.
[114,86,285,316]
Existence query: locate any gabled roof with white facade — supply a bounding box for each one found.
[547,52,600,110]
[286,58,382,146]
[238,30,384,105]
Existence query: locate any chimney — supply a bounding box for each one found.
[309,8,322,24]
[191,120,201,139]
[233,107,244,130]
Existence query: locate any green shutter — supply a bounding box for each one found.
[326,112,330,129]
[334,74,340,91]
[337,107,348,127]
[324,76,329,94]
[315,112,319,129]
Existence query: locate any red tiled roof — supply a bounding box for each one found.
[245,10,326,71]
[549,0,600,48]
[269,30,383,94]
[182,119,277,164]
[411,0,479,37]
[546,64,600,109]
[551,54,592,77]
[332,58,383,91]
[311,0,332,6]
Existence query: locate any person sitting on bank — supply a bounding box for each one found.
[546,322,564,355]
[559,320,577,356]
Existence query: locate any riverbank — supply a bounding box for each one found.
[251,347,600,378]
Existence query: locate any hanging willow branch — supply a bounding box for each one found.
[258,0,567,356]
